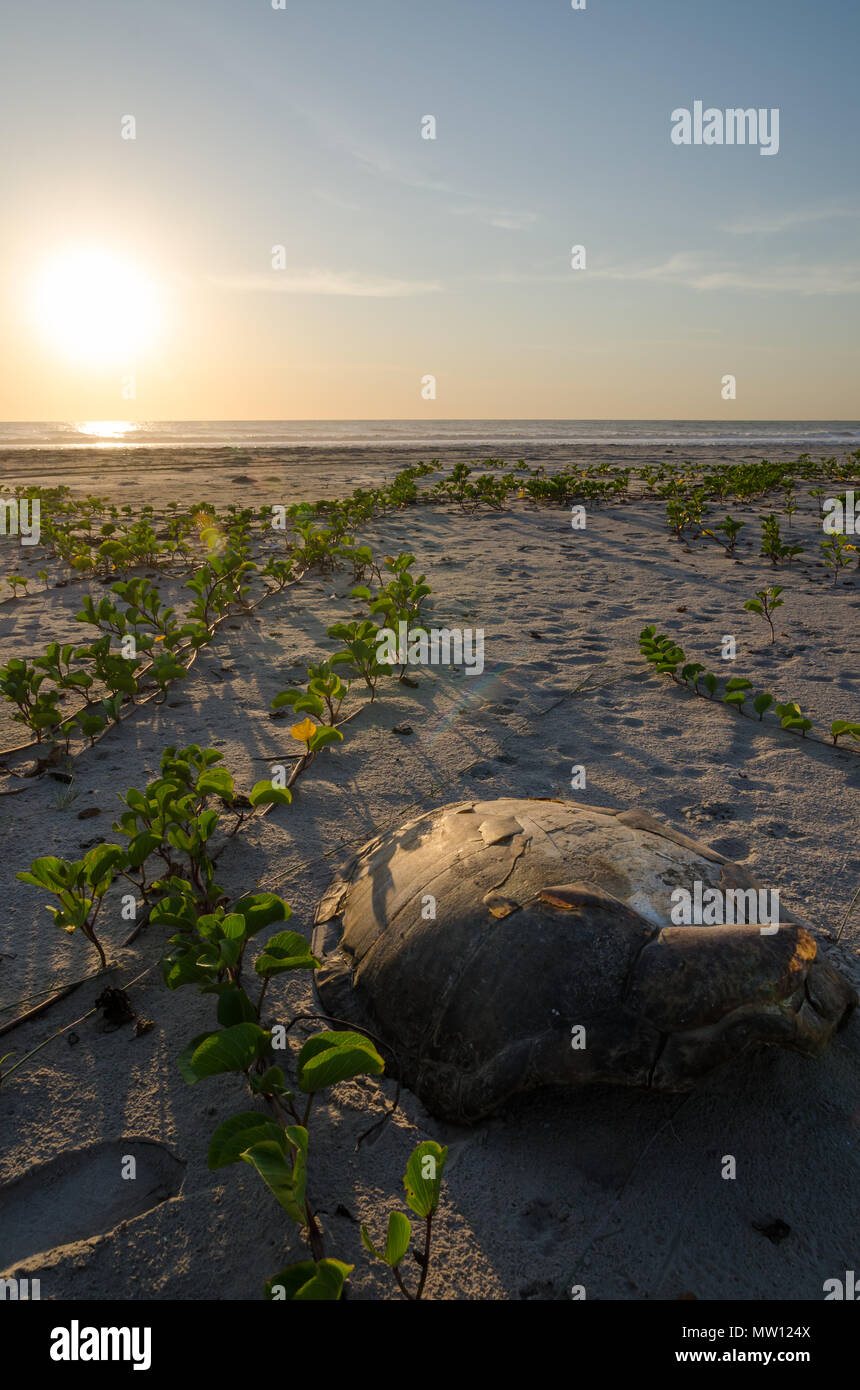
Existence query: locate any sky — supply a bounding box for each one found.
[1,0,858,421]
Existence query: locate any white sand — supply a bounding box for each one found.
[0,444,858,1301]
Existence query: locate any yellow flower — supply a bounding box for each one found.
[290,717,317,743]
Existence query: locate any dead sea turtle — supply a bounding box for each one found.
[312,798,856,1122]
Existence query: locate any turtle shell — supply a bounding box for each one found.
[312,798,856,1122]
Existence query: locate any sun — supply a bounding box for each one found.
[33,247,160,366]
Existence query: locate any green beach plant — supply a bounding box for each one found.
[0,657,63,740]
[15,844,125,968]
[820,532,854,584]
[774,701,813,736]
[361,1141,448,1300]
[743,585,784,644]
[723,677,752,710]
[702,515,744,554]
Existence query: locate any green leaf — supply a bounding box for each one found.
[360,1211,412,1268]
[296,1030,385,1094]
[208,1111,287,1170]
[196,768,235,801]
[221,913,248,940]
[167,825,193,854]
[753,692,774,718]
[83,843,126,891]
[359,1226,380,1259]
[150,895,199,930]
[292,694,325,717]
[249,1066,290,1098]
[77,714,106,738]
[249,780,293,808]
[308,726,344,753]
[126,830,162,868]
[724,678,752,692]
[743,600,763,614]
[241,1126,308,1225]
[775,701,801,720]
[230,892,291,936]
[271,689,302,710]
[255,931,320,977]
[32,710,62,729]
[178,1031,217,1083]
[403,1141,448,1219]
[264,1259,352,1301]
[723,691,747,706]
[180,1023,268,1082]
[215,985,257,1027]
[16,856,73,891]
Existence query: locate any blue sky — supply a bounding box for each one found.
[2,0,858,419]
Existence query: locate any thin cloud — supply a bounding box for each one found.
[450,205,538,231]
[488,252,860,295]
[723,205,860,235]
[349,145,454,196]
[589,251,860,294]
[343,138,538,227]
[210,269,442,298]
[312,188,366,215]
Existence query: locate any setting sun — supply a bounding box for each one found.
[32,248,160,367]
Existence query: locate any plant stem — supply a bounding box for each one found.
[305,1199,325,1261]
[256,976,269,1019]
[415,1213,433,1300]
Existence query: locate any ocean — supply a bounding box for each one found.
[0,420,858,451]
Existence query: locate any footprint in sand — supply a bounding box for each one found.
[710,836,750,860]
[684,802,739,823]
[0,1138,185,1270]
[758,821,804,840]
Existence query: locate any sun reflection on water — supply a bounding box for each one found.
[75,421,137,440]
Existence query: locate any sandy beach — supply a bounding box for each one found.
[0,443,857,1302]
